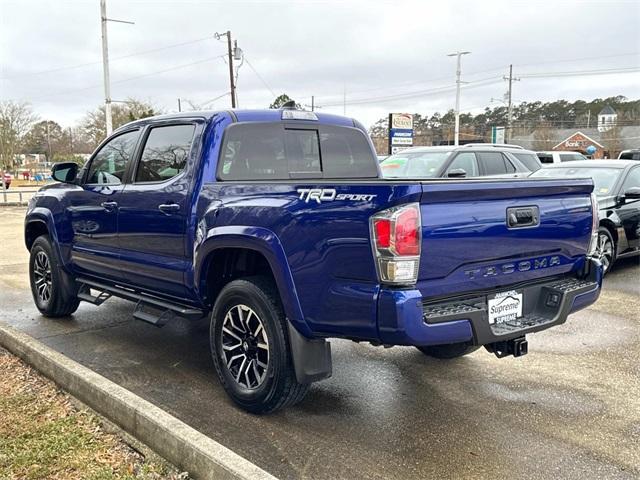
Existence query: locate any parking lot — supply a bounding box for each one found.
[0,206,638,479]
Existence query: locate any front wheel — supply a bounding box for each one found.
[416,342,480,359]
[29,235,80,317]
[210,276,309,414]
[596,227,616,276]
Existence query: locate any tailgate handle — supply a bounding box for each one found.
[507,206,539,228]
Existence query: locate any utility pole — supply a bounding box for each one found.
[447,51,471,146]
[215,31,237,108]
[177,98,182,112]
[99,0,133,136]
[503,64,520,143]
[311,95,315,112]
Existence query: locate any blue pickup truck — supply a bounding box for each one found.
[25,106,602,413]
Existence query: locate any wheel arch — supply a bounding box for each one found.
[194,226,312,337]
[599,218,620,254]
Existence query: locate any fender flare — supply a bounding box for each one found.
[194,225,313,338]
[24,208,68,267]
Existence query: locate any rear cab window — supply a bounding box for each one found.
[537,153,553,164]
[218,122,378,180]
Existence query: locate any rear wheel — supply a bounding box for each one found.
[210,276,308,414]
[416,342,480,359]
[29,236,80,317]
[596,227,616,275]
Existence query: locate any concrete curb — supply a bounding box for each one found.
[0,322,277,480]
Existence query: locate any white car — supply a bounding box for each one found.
[618,149,640,160]
[536,151,588,165]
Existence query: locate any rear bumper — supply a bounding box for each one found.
[377,257,602,347]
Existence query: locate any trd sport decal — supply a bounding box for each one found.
[297,188,377,204]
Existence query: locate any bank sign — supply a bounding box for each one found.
[388,113,414,155]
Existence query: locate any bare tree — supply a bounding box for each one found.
[0,101,38,171]
[532,123,556,151]
[80,98,159,149]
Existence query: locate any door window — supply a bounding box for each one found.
[135,124,196,183]
[478,152,509,175]
[86,130,139,185]
[446,152,478,176]
[621,167,640,192]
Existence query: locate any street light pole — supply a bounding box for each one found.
[99,0,134,137]
[100,0,112,135]
[447,51,471,146]
[503,64,520,143]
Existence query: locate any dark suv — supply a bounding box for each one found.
[380,144,541,179]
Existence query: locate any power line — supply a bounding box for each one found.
[244,57,276,97]
[519,66,640,78]
[312,52,640,103]
[22,55,226,102]
[1,35,220,80]
[318,76,502,107]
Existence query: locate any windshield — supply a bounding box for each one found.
[531,167,622,196]
[380,150,453,178]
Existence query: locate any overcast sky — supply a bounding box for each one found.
[1,0,639,129]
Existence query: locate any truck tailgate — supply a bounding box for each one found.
[417,178,594,299]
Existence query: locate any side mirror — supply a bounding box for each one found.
[447,168,467,178]
[623,186,640,200]
[51,162,78,184]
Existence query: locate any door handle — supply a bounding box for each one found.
[158,203,180,215]
[101,201,118,212]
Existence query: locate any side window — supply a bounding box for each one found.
[447,152,478,176]
[86,130,139,185]
[503,155,517,173]
[135,124,196,183]
[621,167,640,192]
[559,153,578,162]
[478,151,508,175]
[537,153,553,164]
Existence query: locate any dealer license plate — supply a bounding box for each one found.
[487,290,523,325]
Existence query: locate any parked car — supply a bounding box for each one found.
[618,149,640,160]
[536,151,588,165]
[531,160,640,274]
[26,108,602,413]
[380,144,542,179]
[2,173,11,189]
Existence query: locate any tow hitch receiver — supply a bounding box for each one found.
[486,336,528,358]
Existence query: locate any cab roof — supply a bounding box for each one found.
[118,109,357,131]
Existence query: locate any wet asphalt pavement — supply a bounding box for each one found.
[1,206,639,479]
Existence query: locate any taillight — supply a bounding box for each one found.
[587,192,599,257]
[370,203,421,284]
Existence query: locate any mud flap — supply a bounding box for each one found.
[287,322,332,384]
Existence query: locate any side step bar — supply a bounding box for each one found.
[77,278,205,327]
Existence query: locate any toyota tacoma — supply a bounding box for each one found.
[25,106,602,413]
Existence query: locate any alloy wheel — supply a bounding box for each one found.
[221,304,269,389]
[597,232,613,273]
[33,251,52,303]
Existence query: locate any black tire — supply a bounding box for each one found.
[416,342,480,359]
[596,227,616,276]
[210,276,309,414]
[29,235,80,317]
